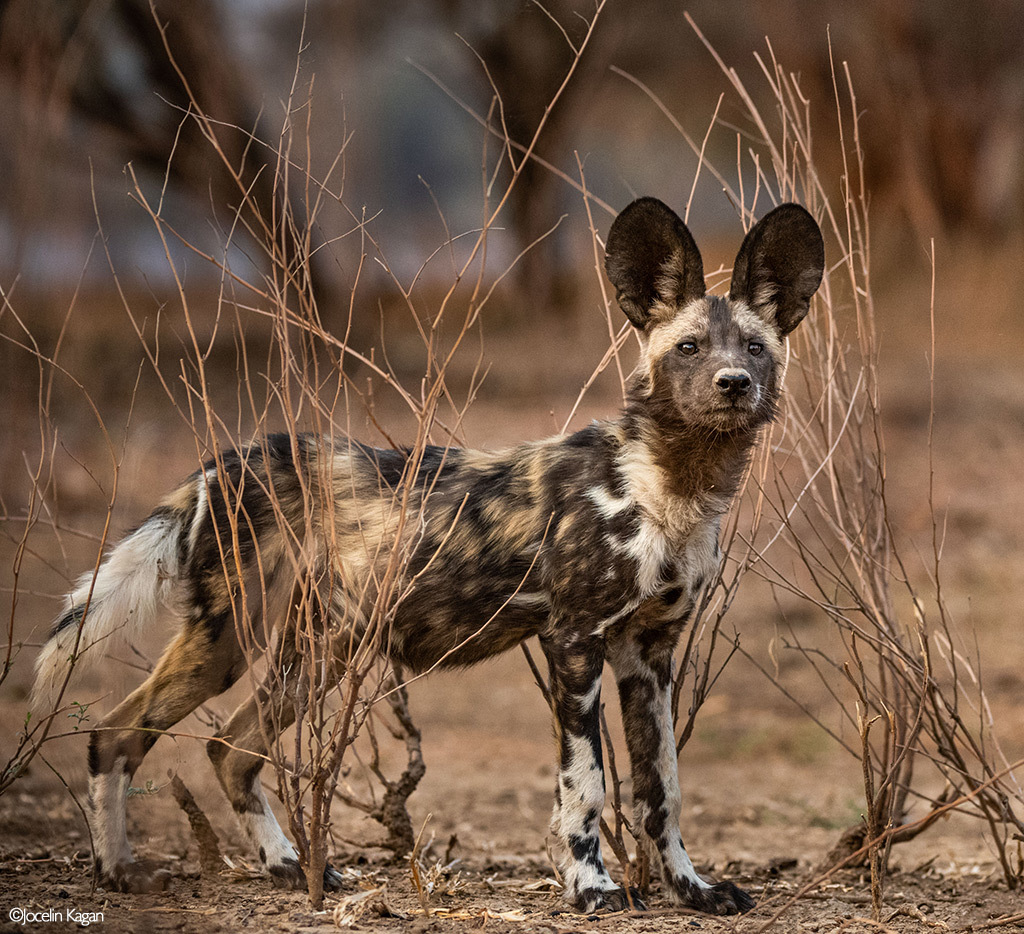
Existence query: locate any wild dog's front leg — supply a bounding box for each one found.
[540,632,638,913]
[606,628,754,915]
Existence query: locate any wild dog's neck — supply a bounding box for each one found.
[619,392,761,517]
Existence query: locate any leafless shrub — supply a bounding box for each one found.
[129,6,608,906]
[625,19,1024,920]
[3,0,613,911]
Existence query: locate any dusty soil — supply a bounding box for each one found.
[3,237,1024,934]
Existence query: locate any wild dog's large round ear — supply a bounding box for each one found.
[604,197,706,330]
[729,203,825,336]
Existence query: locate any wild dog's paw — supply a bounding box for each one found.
[268,857,305,889]
[572,885,647,913]
[687,879,755,915]
[97,858,172,894]
[268,857,345,892]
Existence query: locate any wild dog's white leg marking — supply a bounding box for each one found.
[608,627,754,914]
[244,792,344,890]
[238,782,301,872]
[637,679,710,895]
[87,752,172,892]
[542,635,635,913]
[553,725,617,908]
[89,755,133,871]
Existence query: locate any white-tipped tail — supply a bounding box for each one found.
[32,511,183,711]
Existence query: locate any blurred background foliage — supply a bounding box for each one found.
[2,0,1022,303]
[2,0,1023,483]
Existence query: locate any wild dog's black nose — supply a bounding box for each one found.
[715,368,751,397]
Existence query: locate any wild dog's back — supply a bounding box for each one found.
[381,424,636,670]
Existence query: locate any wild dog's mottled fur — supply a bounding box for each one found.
[33,198,824,913]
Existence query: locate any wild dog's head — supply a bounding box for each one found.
[605,198,824,433]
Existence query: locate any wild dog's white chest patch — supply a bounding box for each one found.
[612,436,726,600]
[586,484,633,519]
[590,516,720,636]
[656,519,722,619]
[623,516,672,595]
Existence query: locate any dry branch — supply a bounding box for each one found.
[169,773,223,877]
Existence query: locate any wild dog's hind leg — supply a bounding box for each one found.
[88,623,244,893]
[206,636,343,892]
[541,631,638,913]
[606,625,754,915]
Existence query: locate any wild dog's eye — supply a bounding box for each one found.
[678,341,698,356]
[748,341,764,356]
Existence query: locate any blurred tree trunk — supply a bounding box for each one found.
[438,0,617,311]
[867,0,1024,240]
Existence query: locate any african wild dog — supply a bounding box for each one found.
[33,197,823,914]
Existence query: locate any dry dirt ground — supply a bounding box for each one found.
[3,238,1024,933]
